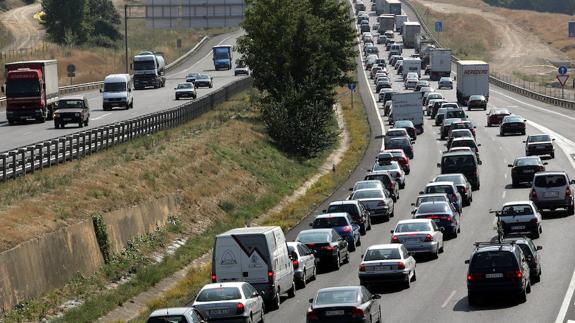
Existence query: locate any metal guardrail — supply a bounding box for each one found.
[0,77,252,182]
[402,0,575,110]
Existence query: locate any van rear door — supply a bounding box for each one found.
[214,234,271,285]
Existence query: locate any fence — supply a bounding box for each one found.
[402,0,575,110]
[0,76,252,182]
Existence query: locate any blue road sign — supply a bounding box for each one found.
[569,21,575,37]
[435,21,443,33]
[559,66,568,75]
[347,82,357,91]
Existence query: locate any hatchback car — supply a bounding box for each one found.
[449,120,476,138]
[411,193,452,214]
[390,219,444,258]
[500,115,526,136]
[384,129,409,146]
[465,242,531,305]
[54,96,90,128]
[466,95,487,110]
[174,83,197,100]
[500,237,542,283]
[524,134,555,158]
[393,120,417,140]
[424,92,443,107]
[306,286,381,323]
[438,77,453,89]
[381,149,410,174]
[508,156,547,187]
[413,201,460,238]
[192,282,265,323]
[448,137,481,160]
[350,188,395,223]
[296,229,349,269]
[530,171,575,214]
[386,137,414,159]
[371,161,405,189]
[287,241,317,288]
[234,60,250,76]
[448,129,474,147]
[404,78,418,90]
[486,108,511,127]
[358,244,416,289]
[364,171,400,202]
[433,173,473,206]
[311,213,361,251]
[438,151,481,190]
[441,118,463,140]
[326,200,371,235]
[494,201,542,239]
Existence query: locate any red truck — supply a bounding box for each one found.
[3,60,59,124]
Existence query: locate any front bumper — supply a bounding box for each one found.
[7,108,43,120]
[103,100,128,108]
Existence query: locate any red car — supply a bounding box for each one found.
[486,108,511,127]
[381,149,410,174]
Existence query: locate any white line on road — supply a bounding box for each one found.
[504,173,508,179]
[556,269,575,323]
[91,113,112,121]
[502,191,506,199]
[492,89,575,123]
[442,290,456,308]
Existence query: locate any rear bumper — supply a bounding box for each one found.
[532,198,572,210]
[467,281,524,296]
[205,316,251,323]
[359,271,409,283]
[526,148,554,155]
[6,108,43,119]
[403,241,438,254]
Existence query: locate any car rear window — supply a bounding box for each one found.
[315,290,358,305]
[417,203,449,213]
[196,287,241,302]
[388,130,406,137]
[470,251,516,270]
[314,217,348,228]
[435,175,463,184]
[327,204,358,216]
[446,110,465,118]
[373,163,398,172]
[451,140,476,149]
[501,204,533,216]
[534,175,567,187]
[147,315,188,323]
[528,135,551,142]
[504,116,523,123]
[365,174,391,186]
[364,248,401,261]
[515,158,540,166]
[352,190,383,199]
[395,222,431,233]
[425,185,453,195]
[417,196,447,205]
[297,232,330,244]
[442,155,475,167]
[354,182,379,190]
[388,139,409,148]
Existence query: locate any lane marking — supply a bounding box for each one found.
[502,191,506,199]
[504,173,508,179]
[442,290,456,308]
[91,113,112,121]
[492,89,575,123]
[555,269,575,323]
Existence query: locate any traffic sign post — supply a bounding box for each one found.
[435,21,443,33]
[67,64,76,85]
[557,74,569,99]
[559,66,568,75]
[347,82,357,109]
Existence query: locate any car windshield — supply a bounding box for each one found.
[435,175,464,184]
[446,110,465,118]
[451,140,477,149]
[197,75,209,80]
[443,154,475,167]
[364,174,391,185]
[196,287,241,302]
[515,158,540,166]
[534,175,567,187]
[469,95,483,101]
[394,121,413,128]
[395,222,431,233]
[364,248,401,261]
[471,251,516,269]
[58,100,84,109]
[417,196,447,205]
[104,82,126,92]
[315,290,358,305]
[297,231,330,243]
[504,116,523,123]
[187,73,198,79]
[500,204,533,216]
[352,190,383,199]
[452,122,473,130]
[452,130,472,138]
[147,315,189,323]
[426,184,454,194]
[417,203,450,213]
[528,135,551,142]
[177,84,193,89]
[314,217,348,228]
[492,109,509,115]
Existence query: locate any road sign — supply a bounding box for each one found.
[435,21,443,33]
[559,66,568,75]
[347,82,357,92]
[557,74,569,87]
[67,64,76,74]
[569,22,575,37]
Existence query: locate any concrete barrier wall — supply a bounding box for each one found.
[0,220,105,310]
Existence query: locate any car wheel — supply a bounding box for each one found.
[404,275,411,289]
[532,272,541,283]
[260,306,265,322]
[452,228,458,238]
[311,265,317,281]
[357,236,362,246]
[79,120,83,128]
[360,224,367,236]
[500,131,504,136]
[569,204,575,215]
[367,217,372,230]
[532,229,540,239]
[433,247,439,259]
[175,96,179,100]
[269,290,281,310]
[487,122,491,127]
[518,286,527,303]
[334,254,341,270]
[550,152,555,159]
[348,242,356,252]
[440,241,445,253]
[299,270,307,288]
[287,282,296,298]
[511,179,518,188]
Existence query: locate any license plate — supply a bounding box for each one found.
[367,265,390,271]
[523,169,535,173]
[511,225,526,230]
[326,310,345,316]
[209,309,229,315]
[544,191,559,198]
[535,145,545,149]
[63,118,72,121]
[486,273,503,278]
[432,219,441,223]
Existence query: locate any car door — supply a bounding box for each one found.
[297,244,311,279]
[83,98,90,121]
[241,284,255,314]
[401,245,416,272]
[361,287,375,320]
[431,221,443,244]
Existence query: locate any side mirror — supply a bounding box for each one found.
[478,160,483,165]
[418,191,424,195]
[372,294,381,299]
[571,180,575,185]
[522,140,526,143]
[436,163,441,168]
[524,120,527,122]
[552,138,556,141]
[507,164,513,168]
[543,162,548,165]
[390,229,394,234]
[309,223,313,226]
[410,203,415,206]
[174,88,177,90]
[485,113,489,115]
[99,89,103,93]
[536,246,543,250]
[464,259,470,264]
[309,298,314,304]
[477,143,482,147]
[128,88,132,92]
[322,210,327,213]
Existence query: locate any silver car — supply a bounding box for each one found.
[410,193,451,214]
[390,219,444,257]
[384,128,409,147]
[494,201,543,239]
[358,244,416,289]
[192,282,265,323]
[372,161,406,189]
[423,182,462,213]
[350,188,394,222]
[438,77,453,89]
[287,241,317,288]
[530,171,575,214]
[349,180,385,199]
[174,83,197,100]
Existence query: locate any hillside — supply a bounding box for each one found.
[483,0,575,15]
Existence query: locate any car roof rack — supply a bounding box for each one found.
[474,240,515,249]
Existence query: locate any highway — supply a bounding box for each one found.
[260,2,575,323]
[0,30,245,152]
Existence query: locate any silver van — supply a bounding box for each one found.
[101,74,134,110]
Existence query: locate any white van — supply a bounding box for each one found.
[101,74,134,111]
[211,226,295,309]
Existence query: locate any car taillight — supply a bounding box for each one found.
[505,271,523,281]
[352,307,364,318]
[292,260,299,269]
[268,271,274,282]
[211,274,217,282]
[397,262,406,270]
[236,303,245,314]
[343,225,352,232]
[323,245,334,251]
[566,188,572,197]
[359,264,366,272]
[530,189,538,200]
[443,215,452,221]
[467,273,484,281]
[391,235,400,243]
[538,166,545,171]
[424,234,433,242]
[307,309,319,320]
[390,181,396,189]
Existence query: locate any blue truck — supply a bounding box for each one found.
[212,45,233,70]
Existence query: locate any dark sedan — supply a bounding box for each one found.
[413,201,460,238]
[500,115,526,136]
[433,173,473,206]
[296,229,349,269]
[524,134,555,158]
[393,120,417,141]
[364,171,400,202]
[194,74,213,88]
[486,108,511,127]
[386,137,414,159]
[509,156,547,187]
[467,95,487,110]
[306,286,381,323]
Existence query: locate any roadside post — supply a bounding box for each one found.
[347,82,357,109]
[557,66,569,100]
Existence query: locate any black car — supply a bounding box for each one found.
[386,137,413,159]
[501,237,542,283]
[465,241,531,305]
[524,134,555,158]
[413,201,460,238]
[376,80,392,92]
[438,151,481,190]
[508,156,547,187]
[431,100,448,119]
[393,120,417,141]
[185,72,200,83]
[467,95,487,110]
[296,229,349,269]
[364,171,400,202]
[500,115,526,136]
[306,286,381,323]
[326,200,371,235]
[433,173,473,206]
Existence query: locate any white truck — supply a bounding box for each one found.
[455,60,489,105]
[378,14,395,33]
[386,0,402,15]
[375,0,386,15]
[403,22,421,48]
[402,58,422,79]
[395,15,408,33]
[391,92,424,132]
[430,48,452,81]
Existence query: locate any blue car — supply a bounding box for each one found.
[310,213,361,251]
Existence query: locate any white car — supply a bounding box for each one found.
[496,201,543,239]
[390,219,444,257]
[358,244,416,288]
[405,78,418,90]
[147,307,206,323]
[372,160,406,189]
[192,282,265,323]
[174,83,197,100]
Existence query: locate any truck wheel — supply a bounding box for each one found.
[8,119,14,125]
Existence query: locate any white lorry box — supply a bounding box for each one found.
[455,60,489,105]
[386,0,402,15]
[378,14,395,33]
[402,58,422,79]
[430,48,452,80]
[395,15,408,33]
[391,92,424,131]
[403,22,421,48]
[212,226,294,306]
[375,0,386,14]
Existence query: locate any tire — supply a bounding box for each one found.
[360,224,367,236]
[517,287,527,304]
[357,236,362,246]
[439,241,444,253]
[334,254,341,270]
[487,123,491,127]
[532,229,540,239]
[311,266,317,281]
[433,247,439,259]
[550,152,555,159]
[260,307,265,323]
[79,121,83,128]
[269,290,281,310]
[412,270,417,282]
[367,217,372,230]
[512,179,518,188]
[452,228,458,238]
[568,204,575,215]
[298,270,307,288]
[500,131,504,136]
[287,282,296,298]
[348,241,356,252]
[403,275,411,289]
[7,119,14,125]
[390,208,395,218]
[85,119,89,127]
[175,96,179,100]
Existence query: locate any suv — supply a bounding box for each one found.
[530,171,575,214]
[501,237,542,283]
[325,200,371,235]
[465,241,531,306]
[524,134,555,158]
[437,151,481,190]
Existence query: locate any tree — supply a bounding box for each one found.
[42,0,87,44]
[237,0,356,157]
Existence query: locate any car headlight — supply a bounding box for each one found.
[75,113,80,117]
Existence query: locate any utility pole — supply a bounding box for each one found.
[124,4,129,74]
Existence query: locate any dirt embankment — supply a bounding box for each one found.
[0,2,43,51]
